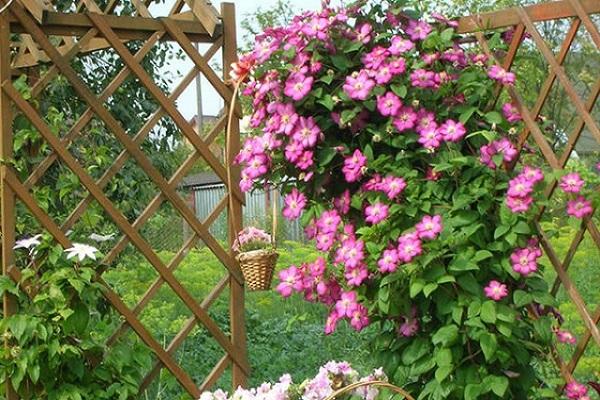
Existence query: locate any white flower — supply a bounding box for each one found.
[89,233,115,242]
[65,243,98,261]
[14,234,42,251]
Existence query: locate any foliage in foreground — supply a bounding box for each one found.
[0,238,150,399]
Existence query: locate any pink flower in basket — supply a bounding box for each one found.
[233,227,273,253]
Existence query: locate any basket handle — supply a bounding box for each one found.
[225,72,278,251]
[271,187,278,249]
[322,380,415,400]
[226,77,244,251]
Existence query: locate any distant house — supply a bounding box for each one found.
[182,171,304,243]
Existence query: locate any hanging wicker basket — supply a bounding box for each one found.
[236,249,279,291]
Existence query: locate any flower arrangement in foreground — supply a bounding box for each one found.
[199,361,387,400]
[234,0,598,398]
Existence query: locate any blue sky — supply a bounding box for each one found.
[148,0,323,121]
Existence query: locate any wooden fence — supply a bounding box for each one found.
[0,1,246,398]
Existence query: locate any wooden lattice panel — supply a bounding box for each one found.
[0,0,246,398]
[457,0,600,388]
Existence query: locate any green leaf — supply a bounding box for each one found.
[465,384,481,400]
[489,376,509,397]
[331,54,352,71]
[480,332,497,361]
[410,278,425,298]
[432,324,459,347]
[435,366,453,382]
[401,338,430,365]
[513,221,531,234]
[64,302,90,335]
[494,224,510,239]
[435,348,452,366]
[29,363,40,384]
[513,290,532,307]
[441,27,455,42]
[423,283,438,297]
[480,301,497,324]
[391,84,407,98]
[459,106,478,124]
[473,250,493,262]
[484,111,503,124]
[317,147,337,167]
[317,95,335,111]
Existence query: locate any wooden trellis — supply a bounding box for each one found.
[456,0,600,387]
[0,0,247,398]
[0,0,599,398]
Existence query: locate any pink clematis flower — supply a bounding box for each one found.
[343,70,376,100]
[393,106,417,132]
[406,20,432,41]
[556,329,577,344]
[317,210,341,234]
[510,247,539,276]
[376,92,402,117]
[335,291,359,317]
[342,149,367,182]
[334,190,351,215]
[418,129,442,150]
[345,263,368,286]
[559,172,585,193]
[502,102,522,123]
[355,23,373,44]
[389,36,414,55]
[365,202,389,225]
[398,317,419,337]
[484,280,509,301]
[293,116,321,148]
[522,166,544,183]
[506,195,533,213]
[415,215,443,240]
[378,248,399,273]
[567,196,593,219]
[275,103,299,135]
[284,73,314,101]
[349,304,370,331]
[245,154,269,179]
[487,65,516,86]
[438,119,466,142]
[276,266,304,297]
[397,233,422,263]
[282,188,307,220]
[382,176,407,199]
[565,381,588,400]
[325,309,341,335]
[410,69,437,88]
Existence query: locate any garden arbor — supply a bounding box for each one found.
[0,0,246,398]
[0,0,599,399]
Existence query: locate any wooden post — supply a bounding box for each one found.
[0,4,18,400]
[221,2,248,389]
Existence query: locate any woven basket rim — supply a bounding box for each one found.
[236,248,278,258]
